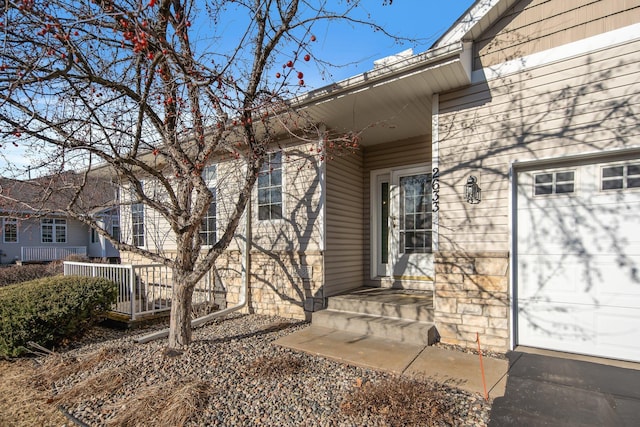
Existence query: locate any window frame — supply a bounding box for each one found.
[111,213,120,243]
[90,227,99,244]
[533,170,576,197]
[2,218,18,243]
[398,173,433,254]
[131,203,145,247]
[41,218,67,243]
[199,165,217,246]
[601,163,640,191]
[257,151,284,221]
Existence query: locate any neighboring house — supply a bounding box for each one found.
[119,0,640,362]
[0,176,120,264]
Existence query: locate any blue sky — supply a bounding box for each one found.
[1,1,476,178]
[299,0,475,86]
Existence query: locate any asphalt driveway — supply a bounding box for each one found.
[489,351,640,426]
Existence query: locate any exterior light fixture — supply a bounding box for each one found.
[465,176,481,204]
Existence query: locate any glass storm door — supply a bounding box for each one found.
[389,166,433,279]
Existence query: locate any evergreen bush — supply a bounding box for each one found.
[0,276,117,357]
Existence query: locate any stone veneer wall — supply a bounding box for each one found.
[120,249,324,320]
[434,251,510,352]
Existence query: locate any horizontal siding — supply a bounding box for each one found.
[119,142,322,257]
[444,41,639,112]
[364,137,431,171]
[474,0,640,69]
[324,150,364,296]
[438,32,640,253]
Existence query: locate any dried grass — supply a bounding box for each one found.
[51,365,135,404]
[340,378,457,427]
[106,378,210,426]
[0,360,67,426]
[249,354,303,377]
[34,347,123,389]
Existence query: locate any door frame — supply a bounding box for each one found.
[370,169,391,278]
[370,163,432,280]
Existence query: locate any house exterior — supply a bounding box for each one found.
[119,0,640,362]
[0,177,120,264]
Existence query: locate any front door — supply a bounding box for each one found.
[372,165,434,281]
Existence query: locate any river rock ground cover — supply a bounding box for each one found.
[0,314,491,426]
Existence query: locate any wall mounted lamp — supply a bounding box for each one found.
[465,176,481,204]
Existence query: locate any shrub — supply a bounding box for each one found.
[0,264,55,287]
[0,276,117,357]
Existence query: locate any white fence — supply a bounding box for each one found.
[63,261,214,320]
[22,246,87,262]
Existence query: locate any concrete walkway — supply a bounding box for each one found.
[275,325,509,399]
[276,326,640,425]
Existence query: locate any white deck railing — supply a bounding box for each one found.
[63,261,214,320]
[22,246,87,262]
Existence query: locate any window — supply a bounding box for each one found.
[257,152,283,220]
[91,228,99,244]
[200,165,217,245]
[41,218,67,243]
[399,174,432,253]
[131,204,145,247]
[2,218,17,243]
[533,171,575,196]
[111,214,120,242]
[601,163,640,190]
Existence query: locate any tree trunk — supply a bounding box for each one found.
[168,276,195,349]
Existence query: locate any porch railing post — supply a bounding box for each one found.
[130,265,136,320]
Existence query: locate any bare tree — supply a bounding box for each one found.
[0,0,401,348]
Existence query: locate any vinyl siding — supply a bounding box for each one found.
[119,142,322,256]
[324,150,364,296]
[363,137,431,283]
[0,216,90,264]
[251,142,322,253]
[438,29,640,253]
[474,0,640,70]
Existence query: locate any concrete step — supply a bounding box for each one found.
[312,309,436,346]
[328,291,434,323]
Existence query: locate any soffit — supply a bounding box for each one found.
[297,48,471,146]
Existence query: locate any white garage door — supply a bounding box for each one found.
[516,159,640,362]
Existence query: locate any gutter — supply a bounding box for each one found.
[294,41,465,107]
[135,200,251,344]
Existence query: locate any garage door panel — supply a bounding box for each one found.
[595,308,640,355]
[518,302,640,361]
[516,159,640,362]
[519,255,605,304]
[518,301,595,346]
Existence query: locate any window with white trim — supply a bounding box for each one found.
[601,163,640,190]
[257,151,283,220]
[111,213,120,242]
[199,165,217,245]
[533,171,575,196]
[131,204,145,247]
[2,218,18,243]
[41,218,67,243]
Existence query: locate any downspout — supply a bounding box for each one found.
[135,200,251,344]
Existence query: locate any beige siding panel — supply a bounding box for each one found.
[473,0,640,69]
[325,150,364,296]
[444,40,640,112]
[364,137,431,171]
[438,34,640,253]
[252,143,322,253]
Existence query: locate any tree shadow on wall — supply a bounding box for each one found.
[437,41,640,351]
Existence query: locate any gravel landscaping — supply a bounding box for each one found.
[1,314,491,426]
